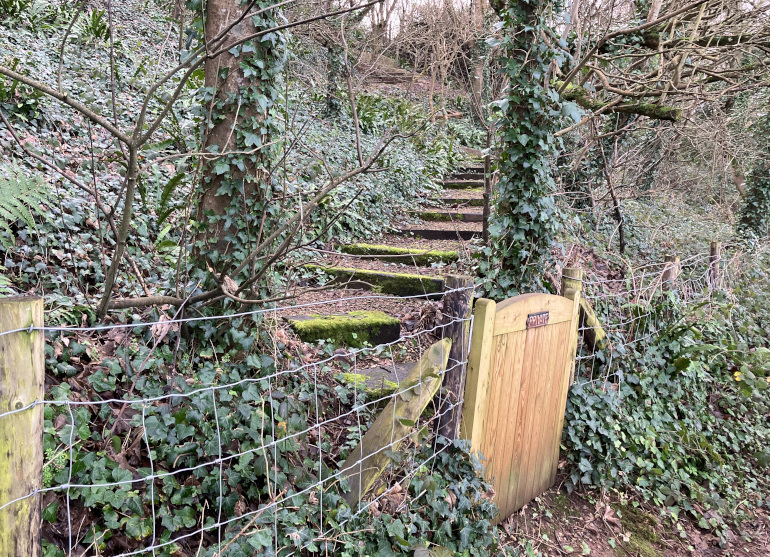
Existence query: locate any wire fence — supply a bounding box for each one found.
[0,244,747,555]
[0,286,475,556]
[571,244,738,386]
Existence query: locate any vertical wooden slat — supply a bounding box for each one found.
[508,326,544,513]
[482,334,507,496]
[531,322,567,498]
[490,331,525,518]
[538,322,572,494]
[520,324,562,508]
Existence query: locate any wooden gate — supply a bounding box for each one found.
[460,281,582,520]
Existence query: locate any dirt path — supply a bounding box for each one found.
[499,482,770,556]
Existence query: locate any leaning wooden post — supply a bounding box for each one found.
[662,255,680,291]
[561,268,584,385]
[437,275,474,440]
[709,241,721,290]
[0,297,44,557]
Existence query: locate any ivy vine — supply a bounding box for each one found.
[189,0,288,295]
[481,0,566,298]
[737,99,770,239]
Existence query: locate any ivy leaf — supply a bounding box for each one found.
[243,132,262,147]
[43,501,58,523]
[517,133,529,146]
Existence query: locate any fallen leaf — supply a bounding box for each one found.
[603,505,622,528]
[151,314,178,340]
[222,275,238,295]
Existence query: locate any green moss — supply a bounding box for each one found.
[286,310,400,347]
[440,197,484,207]
[442,180,484,190]
[551,493,570,517]
[305,264,445,296]
[559,81,680,121]
[337,243,459,266]
[338,372,398,398]
[613,503,662,557]
[414,210,454,222]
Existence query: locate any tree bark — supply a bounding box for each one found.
[470,0,485,119]
[196,0,273,272]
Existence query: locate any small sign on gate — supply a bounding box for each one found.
[526,311,550,329]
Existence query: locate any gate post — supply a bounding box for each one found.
[0,296,44,557]
[561,268,584,385]
[438,275,474,440]
[459,298,496,452]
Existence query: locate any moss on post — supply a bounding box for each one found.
[338,373,399,398]
[340,338,452,506]
[0,296,44,557]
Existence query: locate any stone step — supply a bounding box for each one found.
[450,172,485,181]
[395,224,482,241]
[414,209,484,223]
[305,264,445,296]
[439,197,484,207]
[457,165,484,173]
[337,243,459,266]
[442,179,485,190]
[285,310,401,348]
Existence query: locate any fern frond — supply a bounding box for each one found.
[0,163,49,249]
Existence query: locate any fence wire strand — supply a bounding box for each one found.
[574,247,733,385]
[0,286,475,556]
[1,246,737,555]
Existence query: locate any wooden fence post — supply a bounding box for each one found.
[561,268,584,385]
[0,297,44,557]
[709,241,721,290]
[437,275,474,440]
[662,255,680,291]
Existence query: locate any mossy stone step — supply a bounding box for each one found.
[450,172,485,180]
[439,197,484,207]
[305,264,445,296]
[395,227,480,241]
[285,311,400,347]
[337,243,459,265]
[442,179,485,190]
[415,210,484,223]
[457,165,484,173]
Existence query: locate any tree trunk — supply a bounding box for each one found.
[470,0,485,118]
[196,0,278,276]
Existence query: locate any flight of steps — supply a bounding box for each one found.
[399,165,486,241]
[282,165,486,389]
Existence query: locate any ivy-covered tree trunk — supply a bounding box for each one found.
[195,0,284,280]
[324,43,344,117]
[738,161,770,238]
[737,100,770,238]
[482,0,563,297]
